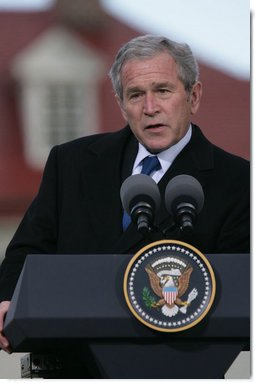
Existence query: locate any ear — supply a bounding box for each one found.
[115,95,128,121]
[190,81,202,115]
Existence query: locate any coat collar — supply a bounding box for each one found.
[86,123,214,170]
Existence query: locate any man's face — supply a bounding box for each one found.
[117,52,202,153]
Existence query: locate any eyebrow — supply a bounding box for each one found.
[125,82,176,96]
[152,81,176,90]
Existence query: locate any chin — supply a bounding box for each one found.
[145,143,173,154]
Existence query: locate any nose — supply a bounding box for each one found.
[143,93,160,116]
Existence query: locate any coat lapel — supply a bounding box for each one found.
[156,124,214,230]
[80,127,139,250]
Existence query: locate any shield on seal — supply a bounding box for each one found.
[163,286,178,305]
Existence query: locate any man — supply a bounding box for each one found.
[0,35,249,354]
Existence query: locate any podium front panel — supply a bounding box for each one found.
[4,253,249,351]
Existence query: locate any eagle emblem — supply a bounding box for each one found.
[124,240,216,332]
[144,257,198,317]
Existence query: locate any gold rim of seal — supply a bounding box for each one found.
[123,239,216,332]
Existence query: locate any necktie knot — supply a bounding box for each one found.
[141,155,161,176]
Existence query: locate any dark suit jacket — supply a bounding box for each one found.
[0,124,250,300]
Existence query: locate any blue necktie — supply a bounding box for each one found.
[122,156,161,230]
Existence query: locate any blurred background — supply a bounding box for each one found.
[0,0,250,260]
[0,0,250,378]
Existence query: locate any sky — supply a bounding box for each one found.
[0,0,53,9]
[0,0,251,80]
[101,0,250,80]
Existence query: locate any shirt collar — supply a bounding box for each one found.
[133,124,192,173]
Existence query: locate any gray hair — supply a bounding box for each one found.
[109,35,199,100]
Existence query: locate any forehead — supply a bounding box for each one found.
[121,53,179,88]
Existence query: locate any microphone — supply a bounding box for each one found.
[120,174,161,236]
[165,175,204,233]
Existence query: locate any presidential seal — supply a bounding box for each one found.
[123,240,216,332]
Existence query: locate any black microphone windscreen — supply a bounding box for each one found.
[165,174,204,214]
[120,174,161,214]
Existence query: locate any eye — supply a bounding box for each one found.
[130,92,142,100]
[156,88,172,99]
[158,88,170,94]
[128,92,144,102]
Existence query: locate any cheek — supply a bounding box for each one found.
[172,101,191,123]
[123,105,141,123]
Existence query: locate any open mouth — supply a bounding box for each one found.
[145,124,165,130]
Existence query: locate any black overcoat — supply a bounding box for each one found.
[0,124,250,300]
